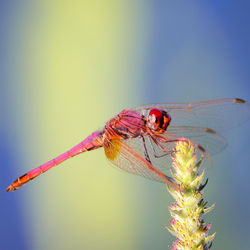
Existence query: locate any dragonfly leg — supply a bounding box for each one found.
[141,136,152,164]
[148,137,176,159]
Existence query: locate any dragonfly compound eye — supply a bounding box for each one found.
[148,109,171,133]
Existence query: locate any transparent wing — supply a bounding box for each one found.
[144,126,227,172]
[123,135,177,175]
[166,126,227,156]
[103,138,178,189]
[133,98,250,133]
[105,128,226,176]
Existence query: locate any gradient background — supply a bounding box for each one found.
[1,1,250,250]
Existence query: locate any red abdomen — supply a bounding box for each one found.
[6,131,103,191]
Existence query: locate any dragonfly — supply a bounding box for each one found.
[6,98,250,192]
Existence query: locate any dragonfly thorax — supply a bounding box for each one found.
[105,110,146,139]
[147,109,171,134]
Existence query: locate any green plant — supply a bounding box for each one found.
[166,140,215,249]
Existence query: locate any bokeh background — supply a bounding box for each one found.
[1,1,250,250]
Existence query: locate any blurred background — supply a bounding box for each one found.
[1,1,250,249]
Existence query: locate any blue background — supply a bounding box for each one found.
[1,1,250,249]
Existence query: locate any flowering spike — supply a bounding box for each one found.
[204,203,215,214]
[198,178,209,192]
[166,140,216,249]
[204,232,216,244]
[195,155,204,170]
[165,225,177,237]
[190,170,205,189]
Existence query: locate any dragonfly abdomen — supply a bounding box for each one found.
[6,131,104,192]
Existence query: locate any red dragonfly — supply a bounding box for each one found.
[6,98,250,192]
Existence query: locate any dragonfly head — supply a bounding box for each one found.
[147,109,171,133]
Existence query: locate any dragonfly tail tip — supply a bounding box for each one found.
[6,185,15,192]
[234,98,246,104]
